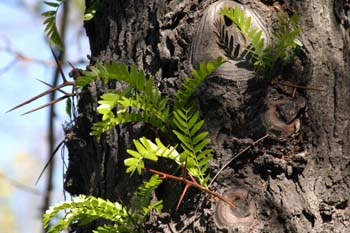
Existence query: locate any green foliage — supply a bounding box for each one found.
[77,62,170,139]
[125,107,212,186]
[42,0,64,50]
[219,6,265,68]
[44,58,223,231]
[80,57,223,139]
[42,0,102,49]
[85,58,222,182]
[219,6,302,75]
[43,195,130,233]
[84,0,101,21]
[172,107,212,186]
[94,224,121,233]
[270,12,303,64]
[175,57,225,108]
[131,175,163,222]
[65,97,72,118]
[43,175,163,233]
[124,137,180,175]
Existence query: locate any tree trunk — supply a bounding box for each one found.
[64,0,350,232]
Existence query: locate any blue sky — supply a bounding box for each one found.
[0,1,90,232]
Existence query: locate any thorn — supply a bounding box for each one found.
[68,62,82,79]
[6,81,74,113]
[21,96,68,115]
[36,79,71,96]
[6,89,56,113]
[67,62,75,70]
[176,184,190,212]
[35,140,65,185]
[50,47,67,82]
[188,173,198,184]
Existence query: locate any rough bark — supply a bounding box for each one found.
[64,0,350,232]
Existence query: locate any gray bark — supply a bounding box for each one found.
[64,0,350,232]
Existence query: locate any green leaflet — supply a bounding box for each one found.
[43,175,163,233]
[85,58,222,140]
[43,195,129,232]
[78,62,170,139]
[124,115,212,187]
[84,0,100,21]
[172,107,212,186]
[175,56,225,108]
[219,6,266,68]
[219,6,302,75]
[131,175,163,221]
[76,62,146,89]
[124,137,180,175]
[42,0,64,50]
[65,97,72,118]
[42,0,101,49]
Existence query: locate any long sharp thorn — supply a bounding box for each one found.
[36,79,70,96]
[68,62,77,71]
[21,96,68,115]
[188,173,197,184]
[6,89,57,113]
[50,47,67,82]
[35,140,64,185]
[6,82,74,113]
[176,183,191,212]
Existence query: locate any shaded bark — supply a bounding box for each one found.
[64,0,350,232]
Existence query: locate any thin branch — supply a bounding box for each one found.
[4,47,55,67]
[208,134,269,188]
[0,58,19,76]
[0,171,41,195]
[145,168,235,211]
[0,35,84,76]
[272,81,324,91]
[192,134,269,230]
[50,47,67,82]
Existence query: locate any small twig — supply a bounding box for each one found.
[209,134,269,188]
[0,58,19,76]
[145,168,236,211]
[0,35,54,76]
[0,172,41,195]
[292,87,297,98]
[2,47,55,67]
[272,81,324,91]
[192,134,269,230]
